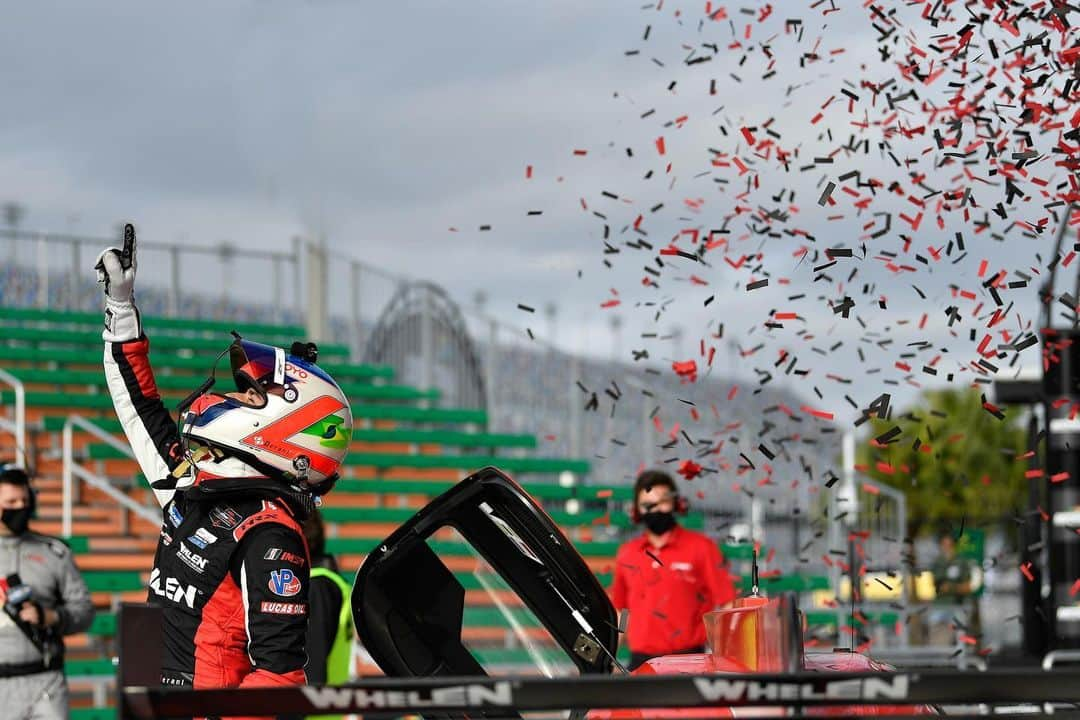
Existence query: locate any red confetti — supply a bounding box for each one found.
[672,360,698,382]
[677,459,702,480]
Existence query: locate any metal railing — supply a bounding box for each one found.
[61,415,159,538]
[0,227,301,322]
[0,368,27,468]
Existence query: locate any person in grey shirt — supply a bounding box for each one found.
[0,466,95,720]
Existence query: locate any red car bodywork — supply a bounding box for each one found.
[588,596,934,718]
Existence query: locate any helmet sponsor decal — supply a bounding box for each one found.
[209,505,243,530]
[273,346,286,385]
[260,601,307,615]
[301,413,351,450]
[269,568,302,597]
[240,395,348,476]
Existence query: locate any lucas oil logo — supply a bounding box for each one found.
[269,569,302,597]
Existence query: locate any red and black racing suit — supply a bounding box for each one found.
[103,335,311,703]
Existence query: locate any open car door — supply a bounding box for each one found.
[350,466,620,717]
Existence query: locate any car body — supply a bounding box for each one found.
[350,467,933,718]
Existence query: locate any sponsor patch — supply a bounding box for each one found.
[177,542,209,573]
[187,535,207,550]
[260,601,307,615]
[149,568,199,609]
[263,548,306,566]
[671,562,694,571]
[210,506,242,530]
[268,569,302,597]
[160,530,173,546]
[167,505,184,528]
[194,527,217,545]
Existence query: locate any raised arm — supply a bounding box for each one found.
[97,225,183,507]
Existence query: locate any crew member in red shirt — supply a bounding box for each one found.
[611,470,737,670]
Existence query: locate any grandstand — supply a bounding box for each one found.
[0,251,847,718]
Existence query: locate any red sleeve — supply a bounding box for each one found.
[702,540,736,609]
[226,667,305,720]
[610,546,628,611]
[237,667,306,688]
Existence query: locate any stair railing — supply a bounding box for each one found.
[62,414,159,538]
[0,368,27,468]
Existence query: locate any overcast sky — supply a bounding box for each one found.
[1,1,1068,420]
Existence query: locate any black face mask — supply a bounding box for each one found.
[1,506,31,535]
[641,510,676,535]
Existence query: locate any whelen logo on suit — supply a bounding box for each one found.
[149,568,199,609]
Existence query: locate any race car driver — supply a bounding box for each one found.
[96,226,353,700]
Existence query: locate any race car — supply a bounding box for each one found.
[350,466,933,718]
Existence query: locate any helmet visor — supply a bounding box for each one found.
[229,339,287,397]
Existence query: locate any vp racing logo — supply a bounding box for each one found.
[269,569,302,597]
[149,568,199,609]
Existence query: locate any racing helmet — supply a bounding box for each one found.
[180,337,353,491]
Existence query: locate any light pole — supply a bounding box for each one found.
[4,202,24,265]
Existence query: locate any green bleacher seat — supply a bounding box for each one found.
[334,478,631,501]
[88,613,118,637]
[8,369,435,402]
[350,429,536,448]
[65,657,116,676]
[347,453,588,474]
[1,306,305,341]
[69,708,116,720]
[325,537,623,558]
[348,405,486,425]
[1,390,114,409]
[739,574,831,593]
[42,416,123,433]
[0,324,351,360]
[804,610,900,628]
[0,341,394,382]
[320,505,677,529]
[84,572,144,593]
[721,544,761,561]
[65,535,91,554]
